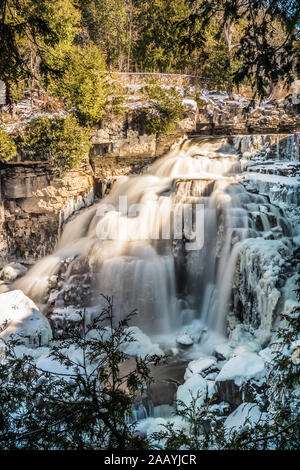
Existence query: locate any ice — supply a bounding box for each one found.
[232,238,290,345]
[182,98,198,111]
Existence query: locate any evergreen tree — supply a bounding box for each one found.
[47,43,114,124]
[0,297,161,449]
[188,0,300,98]
[133,0,192,73]
[79,0,129,70]
[0,0,79,106]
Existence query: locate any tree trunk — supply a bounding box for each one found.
[223,19,234,98]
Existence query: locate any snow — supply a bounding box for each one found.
[184,356,217,380]
[36,355,73,376]
[224,403,266,435]
[136,415,189,448]
[230,340,261,356]
[176,331,194,346]
[216,352,266,387]
[182,98,198,112]
[213,343,232,360]
[176,374,208,410]
[259,347,275,363]
[0,290,52,348]
[36,344,92,376]
[120,326,163,358]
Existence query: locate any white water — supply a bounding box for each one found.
[14,136,292,343]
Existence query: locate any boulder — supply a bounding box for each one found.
[216,352,266,387]
[176,331,194,347]
[176,374,208,410]
[224,402,266,436]
[184,356,217,380]
[0,290,52,347]
[215,379,243,407]
[0,262,27,282]
[215,353,266,406]
[213,343,232,361]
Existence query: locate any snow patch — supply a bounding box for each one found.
[176,374,208,409]
[184,356,217,380]
[0,290,52,348]
[224,402,266,435]
[216,353,266,387]
[121,326,163,359]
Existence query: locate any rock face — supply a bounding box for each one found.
[90,111,187,197]
[215,379,243,407]
[0,159,94,262]
[0,289,52,347]
[196,92,300,135]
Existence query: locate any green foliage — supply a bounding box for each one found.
[196,20,240,92]
[47,44,119,124]
[22,115,91,171]
[0,297,161,450]
[0,0,76,105]
[0,128,17,162]
[133,0,191,73]
[150,395,224,450]
[184,87,205,109]
[79,0,128,70]
[189,0,300,98]
[143,82,184,134]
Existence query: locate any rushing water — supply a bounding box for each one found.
[14,136,293,343]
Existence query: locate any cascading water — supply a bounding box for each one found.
[13,136,294,348]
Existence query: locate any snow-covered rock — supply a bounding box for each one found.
[176,374,208,410]
[136,415,189,448]
[176,331,194,347]
[120,326,163,358]
[182,98,198,112]
[36,355,72,376]
[36,344,92,376]
[0,290,52,347]
[213,343,232,361]
[184,356,217,380]
[216,352,266,387]
[0,263,27,282]
[224,403,266,435]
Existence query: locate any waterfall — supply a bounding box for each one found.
[14,136,294,341]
